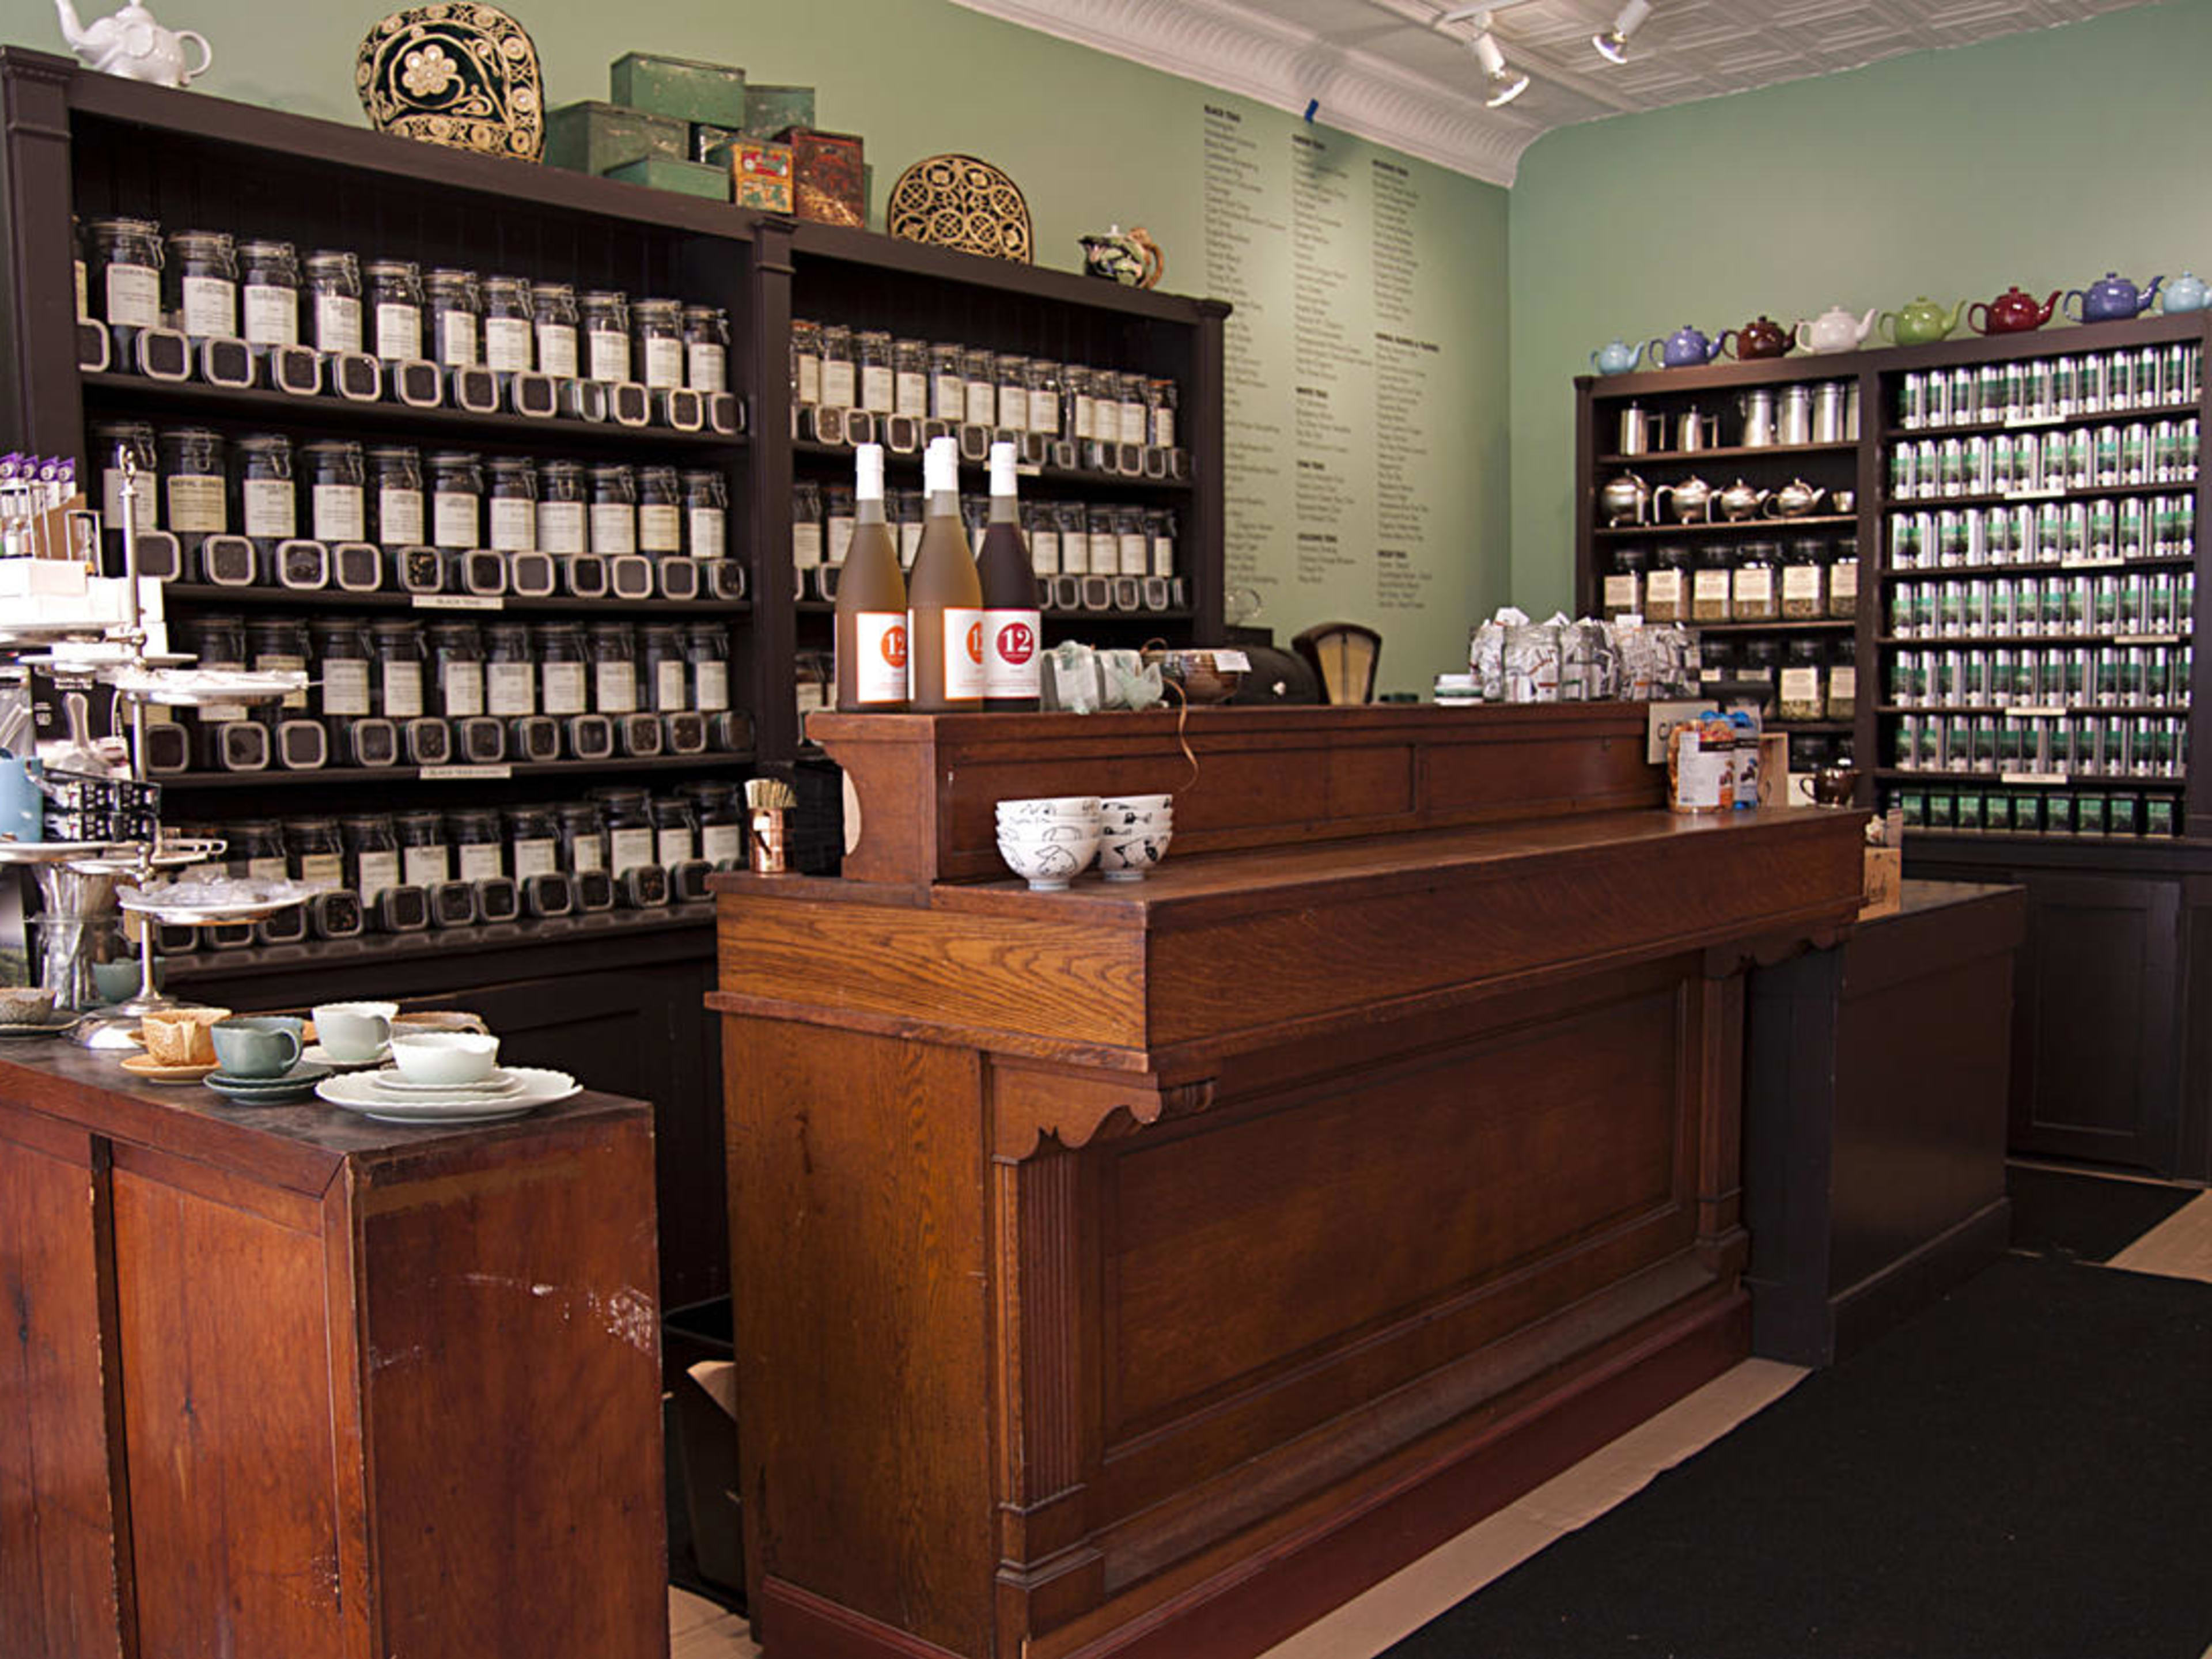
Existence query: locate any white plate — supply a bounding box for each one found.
[367,1068,524,1096]
[316,1065,578,1123]
[302,1041,389,1070]
[107,667,307,706]
[118,878,334,923]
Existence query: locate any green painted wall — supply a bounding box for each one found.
[4,0,1510,691]
[1508,0,2212,617]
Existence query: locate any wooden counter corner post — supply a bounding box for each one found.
[711,707,1867,1659]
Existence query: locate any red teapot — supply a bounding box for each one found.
[1967,286,2061,335]
[1719,315,1791,360]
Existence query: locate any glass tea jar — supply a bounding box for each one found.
[89,419,157,533]
[370,619,427,719]
[426,619,485,718]
[245,616,312,717]
[1066,364,1097,441]
[283,815,346,888]
[1603,547,1647,618]
[236,238,300,349]
[234,433,296,541]
[1027,359,1064,438]
[1689,544,1732,624]
[588,462,638,555]
[594,787,656,874]
[484,620,536,718]
[309,617,373,719]
[446,808,504,882]
[818,323,856,409]
[641,622,689,712]
[536,622,588,716]
[394,808,450,888]
[555,801,606,875]
[1781,539,1827,620]
[224,817,290,882]
[892,338,929,418]
[159,426,228,537]
[961,346,996,427]
[680,780,745,866]
[365,258,425,361]
[789,318,824,405]
[485,456,538,552]
[683,304,729,393]
[86,215,164,331]
[684,622,730,711]
[425,267,482,368]
[1779,639,1825,722]
[340,813,401,903]
[649,793,697,865]
[995,354,1030,433]
[165,229,237,339]
[1148,378,1180,449]
[824,483,856,566]
[1827,636,1858,721]
[1828,536,1860,620]
[855,328,895,414]
[581,289,631,382]
[429,450,484,550]
[1116,372,1149,448]
[301,440,366,545]
[632,297,685,389]
[1731,541,1780,623]
[1739,637,1782,690]
[179,615,248,733]
[366,445,425,546]
[930,342,965,420]
[482,274,533,373]
[790,480,824,568]
[535,459,588,555]
[304,248,363,355]
[532,281,580,378]
[637,465,682,555]
[681,469,727,561]
[587,620,639,713]
[505,805,560,881]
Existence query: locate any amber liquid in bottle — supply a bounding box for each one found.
[834,443,908,711]
[906,436,984,710]
[978,442,1041,711]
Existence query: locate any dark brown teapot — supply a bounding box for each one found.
[1719,315,1792,361]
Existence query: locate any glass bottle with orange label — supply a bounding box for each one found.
[835,444,908,711]
[906,437,984,711]
[977,441,1041,711]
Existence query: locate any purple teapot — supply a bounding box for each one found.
[2064,272,2164,324]
[1646,324,1722,369]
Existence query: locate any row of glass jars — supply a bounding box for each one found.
[92,422,728,559]
[792,482,1179,578]
[1607,539,1859,624]
[79,218,731,391]
[179,613,733,722]
[1698,636,1856,723]
[790,320,1178,448]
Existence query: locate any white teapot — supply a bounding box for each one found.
[54,0,212,88]
[1793,305,1876,355]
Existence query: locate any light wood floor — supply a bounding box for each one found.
[669,1185,2212,1659]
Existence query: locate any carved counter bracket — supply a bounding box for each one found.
[990,1061,1219,1162]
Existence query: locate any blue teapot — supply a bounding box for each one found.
[1589,338,1648,375]
[1646,324,1722,369]
[2161,271,2210,314]
[2063,271,2163,324]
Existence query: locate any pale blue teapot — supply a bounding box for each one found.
[1590,338,1648,375]
[2161,271,2210,314]
[1646,324,1722,369]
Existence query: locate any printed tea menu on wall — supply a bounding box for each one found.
[1202,101,1473,635]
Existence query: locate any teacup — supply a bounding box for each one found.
[0,985,57,1024]
[389,1030,500,1085]
[211,1015,305,1080]
[92,956,162,1003]
[314,1000,397,1062]
[141,1005,232,1067]
[391,1009,490,1035]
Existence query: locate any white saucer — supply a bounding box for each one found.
[316,1065,578,1125]
[368,1067,524,1097]
[302,1041,389,1070]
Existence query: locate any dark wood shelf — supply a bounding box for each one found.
[156,752,755,790]
[1595,513,1858,538]
[1594,440,1857,465]
[1877,767,2186,788]
[1876,633,2192,649]
[792,599,1191,624]
[1880,399,2202,442]
[1882,477,2195,510]
[1879,554,2197,579]
[1690,619,1856,634]
[1902,827,2191,847]
[1768,720,1855,734]
[82,370,745,452]
[791,438,1193,495]
[160,583,750,618]
[1878,703,2192,717]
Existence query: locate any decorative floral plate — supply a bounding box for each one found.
[357,3,543,162]
[887,154,1032,263]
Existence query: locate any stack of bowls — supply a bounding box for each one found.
[995,796,1102,891]
[1098,795,1175,880]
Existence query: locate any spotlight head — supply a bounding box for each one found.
[1593,0,1652,65]
[1471,29,1529,105]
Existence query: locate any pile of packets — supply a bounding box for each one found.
[1466,609,1701,704]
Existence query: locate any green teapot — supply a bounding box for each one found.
[1878,296,1963,347]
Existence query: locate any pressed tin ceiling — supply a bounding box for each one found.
[945,0,2162,182]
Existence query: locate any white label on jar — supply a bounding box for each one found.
[640,503,682,554]
[457,843,502,882]
[1152,535,1176,578]
[254,650,309,711]
[441,660,484,717]
[1646,570,1684,610]
[821,359,855,409]
[379,487,425,546]
[700,823,743,864]
[1074,392,1097,441]
[438,310,479,368]
[541,661,586,714]
[1781,666,1820,703]
[403,843,449,887]
[1092,531,1119,574]
[654,660,688,711]
[165,474,226,535]
[1782,566,1823,602]
[434,491,479,550]
[860,363,895,413]
[567,836,604,874]
[894,370,928,417]
[313,483,366,543]
[1693,570,1732,604]
[999,385,1029,433]
[588,327,629,383]
[965,382,996,427]
[796,353,823,406]
[490,497,534,552]
[1603,574,1639,612]
[243,854,290,882]
[1831,665,1856,703]
[1832,563,1859,605]
[536,501,586,554]
[693,660,729,710]
[321,658,371,717]
[316,292,362,354]
[512,837,558,880]
[243,478,294,540]
[1733,567,1774,607]
[984,609,1040,700]
[537,321,578,378]
[486,315,532,373]
[1031,528,1060,577]
[1059,532,1089,575]
[609,825,655,874]
[101,467,158,533]
[687,341,727,393]
[1122,399,1147,446]
[852,612,907,704]
[656,825,694,865]
[1119,531,1149,576]
[1153,407,1176,449]
[645,336,685,389]
[487,661,535,717]
[932,371,964,418]
[827,515,855,567]
[376,301,422,361]
[381,661,423,718]
[594,661,638,713]
[1031,391,1060,436]
[793,522,824,570]
[300,852,345,887]
[590,503,636,555]
[355,849,400,903]
[104,262,160,328]
[243,285,297,347]
[687,506,725,560]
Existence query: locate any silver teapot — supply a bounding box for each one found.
[1599,471,1650,527]
[1713,479,1769,522]
[1763,478,1829,518]
[1653,475,1717,524]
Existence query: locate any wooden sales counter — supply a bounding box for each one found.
[713,706,1869,1659]
[0,1043,669,1659]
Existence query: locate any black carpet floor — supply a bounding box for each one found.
[2005,1164,2201,1263]
[1382,1256,2212,1659]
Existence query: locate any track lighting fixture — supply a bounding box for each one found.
[1593,0,1653,65]
[1448,12,1529,108]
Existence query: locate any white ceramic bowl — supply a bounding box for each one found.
[998,830,1100,891]
[1100,794,1173,815]
[1001,819,1101,847]
[389,1030,501,1085]
[996,796,1101,822]
[1100,804,1172,834]
[1099,824,1173,881]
